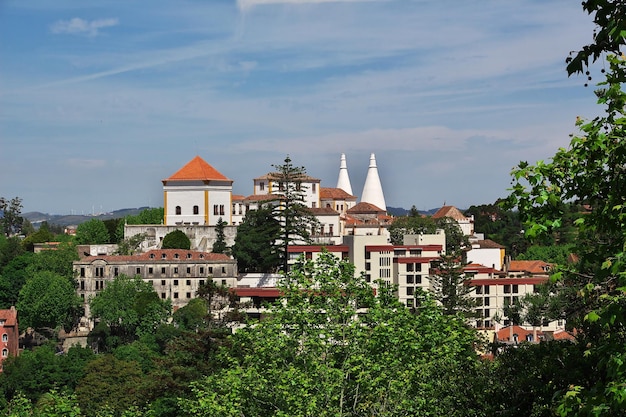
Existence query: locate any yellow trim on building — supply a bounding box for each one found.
[163,191,168,225]
[204,190,209,225]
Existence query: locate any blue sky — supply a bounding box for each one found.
[0,0,600,214]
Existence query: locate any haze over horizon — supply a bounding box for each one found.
[1,1,600,215]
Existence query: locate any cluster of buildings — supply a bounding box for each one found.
[72,154,567,341]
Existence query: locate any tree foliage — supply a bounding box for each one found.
[89,275,171,350]
[0,197,23,237]
[161,230,191,250]
[182,252,485,416]
[212,217,228,254]
[430,253,478,319]
[75,218,110,245]
[505,54,626,415]
[270,156,320,272]
[16,271,83,332]
[231,206,281,273]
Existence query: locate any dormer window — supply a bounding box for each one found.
[187,253,192,259]
[161,253,167,259]
[199,254,204,259]
[149,254,155,259]
[174,253,179,259]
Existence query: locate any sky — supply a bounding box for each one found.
[0,0,603,215]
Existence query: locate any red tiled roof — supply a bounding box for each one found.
[163,156,231,182]
[463,263,499,274]
[308,207,339,215]
[474,239,505,249]
[348,202,385,214]
[508,260,552,274]
[0,307,17,327]
[232,194,245,202]
[432,206,468,221]
[80,249,231,262]
[320,187,357,200]
[243,194,281,202]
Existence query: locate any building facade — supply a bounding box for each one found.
[0,307,19,370]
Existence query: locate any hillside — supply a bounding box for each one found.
[23,207,152,227]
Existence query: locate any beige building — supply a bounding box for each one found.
[74,249,237,328]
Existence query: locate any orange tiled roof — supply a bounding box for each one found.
[163,156,231,182]
[320,187,357,200]
[508,260,552,274]
[348,202,385,214]
[0,307,17,327]
[308,207,339,215]
[232,194,245,202]
[81,249,231,262]
[432,205,468,221]
[475,239,505,249]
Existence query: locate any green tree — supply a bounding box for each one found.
[231,206,281,273]
[181,252,485,416]
[389,209,437,245]
[16,271,83,331]
[20,223,54,252]
[115,233,146,256]
[430,253,478,319]
[269,156,320,272]
[75,218,110,245]
[505,53,626,415]
[89,275,171,350]
[0,197,23,237]
[172,298,208,331]
[517,244,574,265]
[212,217,228,254]
[0,252,34,308]
[116,208,164,242]
[161,230,190,250]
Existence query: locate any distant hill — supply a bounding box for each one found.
[23,207,152,227]
[387,207,444,217]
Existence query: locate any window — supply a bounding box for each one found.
[312,183,316,193]
[407,263,414,272]
[200,267,205,274]
[222,279,227,286]
[80,280,85,290]
[2,334,8,342]
[161,280,166,286]
[80,268,85,277]
[416,275,422,284]
[214,205,219,215]
[173,280,179,286]
[208,267,213,274]
[475,286,483,295]
[512,284,519,293]
[220,205,225,216]
[365,274,371,283]
[187,253,192,259]
[484,285,490,295]
[173,293,179,299]
[150,253,155,259]
[186,280,191,286]
[161,267,166,274]
[484,297,490,306]
[484,309,490,318]
[113,267,119,277]
[176,206,182,215]
[161,293,166,299]
[174,253,179,259]
[406,299,414,307]
[199,280,205,286]
[193,205,199,215]
[504,285,511,294]
[174,267,179,274]
[2,349,7,358]
[95,267,104,277]
[186,292,191,299]
[136,267,141,275]
[260,182,265,191]
[329,224,333,235]
[222,267,226,274]
[365,262,371,271]
[407,287,414,296]
[406,275,414,284]
[162,253,167,259]
[415,263,422,272]
[148,267,153,274]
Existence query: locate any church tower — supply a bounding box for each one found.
[360,153,386,211]
[336,153,353,195]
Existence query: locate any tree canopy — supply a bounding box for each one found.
[231,206,281,273]
[75,219,110,245]
[161,230,191,250]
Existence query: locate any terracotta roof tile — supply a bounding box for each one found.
[508,260,552,274]
[163,156,231,182]
[348,202,385,214]
[0,307,17,327]
[308,207,339,215]
[81,249,231,262]
[475,239,505,249]
[320,187,357,200]
[432,205,468,220]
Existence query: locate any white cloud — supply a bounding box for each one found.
[237,0,382,11]
[50,17,119,37]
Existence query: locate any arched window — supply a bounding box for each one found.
[175,206,182,215]
[2,349,7,358]
[2,334,7,343]
[193,205,199,215]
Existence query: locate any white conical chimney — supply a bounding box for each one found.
[361,153,386,211]
[336,153,353,195]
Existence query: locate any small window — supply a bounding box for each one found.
[80,268,85,277]
[484,285,490,295]
[416,275,422,284]
[222,279,227,286]
[148,267,153,274]
[214,205,219,215]
[161,280,166,286]
[187,267,191,274]
[174,253,179,259]
[312,183,316,193]
[162,253,167,259]
[484,297,490,306]
[222,267,226,274]
[161,267,166,274]
[407,287,414,296]
[208,267,213,274]
[2,334,8,342]
[199,254,204,259]
[176,206,182,215]
[114,267,119,277]
[149,254,155,259]
[173,280,179,286]
[475,286,483,295]
[406,275,414,284]
[199,267,205,274]
[513,284,519,294]
[260,182,265,191]
[174,267,179,274]
[220,205,225,216]
[186,292,191,299]
[187,253,192,259]
[161,293,166,299]
[80,280,85,290]
[2,349,7,358]
[186,280,191,286]
[504,285,511,294]
[193,205,199,215]
[199,280,205,286]
[173,293,179,299]
[136,267,141,275]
